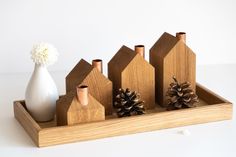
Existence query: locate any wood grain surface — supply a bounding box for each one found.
[150,32,196,106]
[14,83,233,147]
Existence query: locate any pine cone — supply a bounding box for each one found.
[114,88,145,117]
[166,77,199,110]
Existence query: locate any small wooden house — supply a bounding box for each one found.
[66,59,113,115]
[150,32,196,106]
[56,86,105,126]
[108,45,155,109]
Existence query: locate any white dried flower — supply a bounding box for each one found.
[31,43,58,65]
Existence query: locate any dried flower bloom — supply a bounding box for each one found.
[31,43,58,65]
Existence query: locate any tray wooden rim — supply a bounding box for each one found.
[13,83,233,147]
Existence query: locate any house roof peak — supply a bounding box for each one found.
[108,45,137,72]
[150,32,181,58]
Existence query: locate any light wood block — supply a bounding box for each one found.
[66,59,113,115]
[150,32,196,106]
[108,45,155,109]
[13,102,41,144]
[14,83,232,147]
[56,91,105,126]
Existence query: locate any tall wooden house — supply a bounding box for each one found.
[150,32,196,106]
[66,59,113,115]
[108,45,155,109]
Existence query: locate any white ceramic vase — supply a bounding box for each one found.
[25,63,59,122]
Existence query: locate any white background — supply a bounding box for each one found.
[1,0,236,74]
[1,1,236,157]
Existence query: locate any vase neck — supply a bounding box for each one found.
[34,63,47,73]
[35,63,46,68]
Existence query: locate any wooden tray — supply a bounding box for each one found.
[13,83,233,147]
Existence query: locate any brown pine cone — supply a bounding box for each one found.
[166,77,199,110]
[114,88,145,117]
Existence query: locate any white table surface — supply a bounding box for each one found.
[0,64,235,157]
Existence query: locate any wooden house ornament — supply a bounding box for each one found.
[150,32,196,106]
[56,85,105,126]
[66,59,113,115]
[108,45,155,109]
